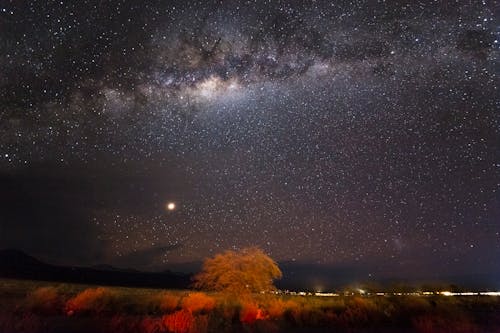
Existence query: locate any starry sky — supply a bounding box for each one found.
[1,0,499,282]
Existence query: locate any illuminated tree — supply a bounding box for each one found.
[193,247,282,295]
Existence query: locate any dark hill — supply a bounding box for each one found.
[0,249,191,289]
[0,249,47,268]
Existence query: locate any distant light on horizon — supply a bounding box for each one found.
[284,290,500,297]
[166,202,176,211]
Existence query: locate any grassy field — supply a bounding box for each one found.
[0,278,499,333]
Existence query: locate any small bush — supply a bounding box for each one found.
[158,292,182,313]
[65,287,116,315]
[240,301,267,324]
[264,298,298,319]
[26,286,62,315]
[163,309,194,333]
[181,292,216,313]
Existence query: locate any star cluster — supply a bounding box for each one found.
[1,0,499,278]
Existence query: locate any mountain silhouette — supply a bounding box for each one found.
[0,249,191,289]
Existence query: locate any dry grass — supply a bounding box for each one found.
[26,286,63,315]
[0,278,499,333]
[182,292,216,313]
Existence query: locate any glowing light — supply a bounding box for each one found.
[228,81,239,90]
[314,292,339,297]
[198,76,220,99]
[188,76,243,103]
[166,202,176,211]
[480,292,500,296]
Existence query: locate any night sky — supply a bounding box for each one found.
[1,1,499,282]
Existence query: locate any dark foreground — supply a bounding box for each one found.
[1,279,499,333]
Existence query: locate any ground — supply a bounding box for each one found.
[0,279,499,333]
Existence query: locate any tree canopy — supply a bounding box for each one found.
[193,247,282,295]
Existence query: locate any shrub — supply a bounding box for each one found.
[264,298,298,319]
[163,309,194,333]
[65,287,116,315]
[265,298,287,319]
[181,292,216,313]
[158,292,182,313]
[26,286,62,315]
[240,301,267,324]
[284,300,304,325]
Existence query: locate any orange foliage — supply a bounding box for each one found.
[265,298,298,319]
[162,309,194,333]
[181,292,216,313]
[193,247,282,295]
[158,293,181,313]
[65,287,115,315]
[240,301,267,324]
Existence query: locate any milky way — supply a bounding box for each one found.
[1,1,499,280]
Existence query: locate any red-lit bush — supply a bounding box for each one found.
[65,287,116,315]
[181,292,215,313]
[158,292,181,313]
[240,301,267,324]
[162,309,194,333]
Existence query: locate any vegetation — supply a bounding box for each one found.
[0,278,499,333]
[192,247,282,295]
